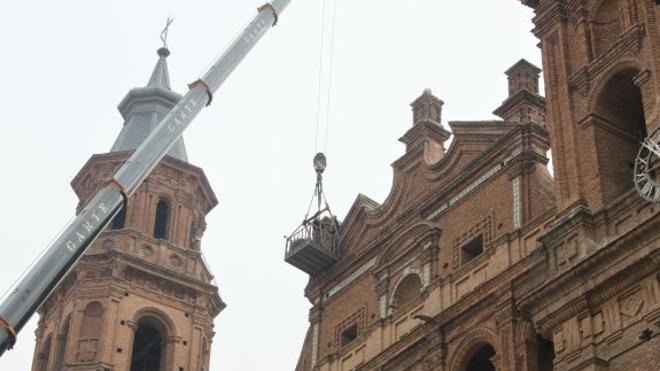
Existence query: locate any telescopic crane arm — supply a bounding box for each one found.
[0,0,293,356]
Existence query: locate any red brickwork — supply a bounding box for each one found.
[30,153,224,371]
[294,2,660,370]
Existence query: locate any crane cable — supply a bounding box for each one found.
[313,0,337,154]
[324,0,337,154]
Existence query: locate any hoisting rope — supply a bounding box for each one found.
[323,0,337,153]
[313,0,338,154]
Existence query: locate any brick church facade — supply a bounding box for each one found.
[30,47,224,371]
[290,1,660,370]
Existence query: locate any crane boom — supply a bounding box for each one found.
[0,0,292,356]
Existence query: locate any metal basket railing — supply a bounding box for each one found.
[285,220,337,257]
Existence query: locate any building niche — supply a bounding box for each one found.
[81,302,104,337]
[461,235,484,264]
[593,67,647,204]
[592,0,623,57]
[392,274,423,310]
[53,314,71,370]
[465,343,496,371]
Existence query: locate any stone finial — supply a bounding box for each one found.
[505,59,541,96]
[494,59,546,125]
[411,89,444,125]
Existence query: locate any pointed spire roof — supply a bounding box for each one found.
[147,47,172,89]
[110,47,188,161]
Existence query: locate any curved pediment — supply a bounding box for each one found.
[376,220,442,268]
[336,121,520,258]
[427,121,518,181]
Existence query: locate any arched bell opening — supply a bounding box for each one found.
[592,67,647,204]
[111,205,127,230]
[153,198,170,240]
[464,343,497,371]
[130,316,170,371]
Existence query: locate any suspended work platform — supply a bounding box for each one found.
[284,153,339,275]
[285,217,337,274]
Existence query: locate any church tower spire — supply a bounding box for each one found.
[110,47,188,161]
[147,47,173,89]
[30,43,224,371]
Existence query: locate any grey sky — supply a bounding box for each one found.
[0,1,539,370]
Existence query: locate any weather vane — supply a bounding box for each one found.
[160,17,175,49]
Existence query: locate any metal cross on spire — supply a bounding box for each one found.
[160,17,175,49]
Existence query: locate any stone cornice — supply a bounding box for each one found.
[91,249,219,295]
[71,151,218,214]
[492,89,546,119]
[516,206,660,331]
[531,0,569,38]
[578,113,639,142]
[398,120,451,151]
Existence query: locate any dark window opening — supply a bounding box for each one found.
[461,235,484,264]
[154,199,170,240]
[111,206,127,230]
[130,324,163,371]
[340,324,358,347]
[537,334,555,371]
[466,343,496,371]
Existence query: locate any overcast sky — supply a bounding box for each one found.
[0,1,540,370]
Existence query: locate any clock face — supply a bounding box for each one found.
[634,128,660,203]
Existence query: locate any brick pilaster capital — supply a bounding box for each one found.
[309,306,323,323]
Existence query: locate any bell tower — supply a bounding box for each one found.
[522,0,659,212]
[30,46,224,371]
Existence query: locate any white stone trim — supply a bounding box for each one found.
[379,295,388,318]
[327,257,377,299]
[427,149,521,220]
[311,323,319,366]
[422,263,431,287]
[512,176,522,229]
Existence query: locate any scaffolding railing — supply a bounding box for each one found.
[285,219,337,258]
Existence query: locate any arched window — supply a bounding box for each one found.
[130,317,168,371]
[392,274,423,310]
[153,199,170,240]
[37,334,52,371]
[593,0,623,57]
[54,314,71,370]
[111,206,127,230]
[593,68,647,204]
[465,343,496,371]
